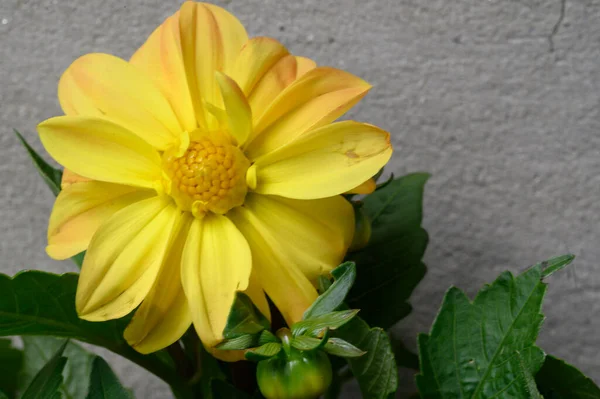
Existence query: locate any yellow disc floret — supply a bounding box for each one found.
[163,133,250,217]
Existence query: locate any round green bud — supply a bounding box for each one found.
[256,349,332,399]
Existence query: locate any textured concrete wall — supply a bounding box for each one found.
[1,0,599,397]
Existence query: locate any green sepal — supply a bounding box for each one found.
[21,340,68,399]
[215,334,257,351]
[222,293,270,339]
[303,262,356,320]
[292,309,359,338]
[258,330,279,346]
[14,129,62,196]
[323,338,365,358]
[291,329,329,352]
[245,342,282,362]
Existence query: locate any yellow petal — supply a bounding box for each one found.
[61,169,91,188]
[181,215,251,349]
[228,205,318,326]
[58,53,181,150]
[179,2,248,128]
[244,270,271,322]
[295,56,317,78]
[130,13,197,133]
[76,196,181,321]
[229,37,289,96]
[345,178,376,195]
[240,193,354,282]
[38,116,162,189]
[247,54,297,124]
[47,181,153,260]
[124,215,193,354]
[251,121,393,199]
[245,67,371,159]
[215,72,252,146]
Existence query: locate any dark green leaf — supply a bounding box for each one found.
[536,355,600,398]
[21,340,68,399]
[86,357,130,399]
[364,172,430,243]
[19,337,94,399]
[292,310,359,337]
[0,271,181,391]
[0,338,23,398]
[0,391,8,399]
[291,336,323,351]
[216,334,257,351]
[211,380,252,399]
[540,254,576,278]
[245,343,282,361]
[416,264,551,398]
[14,129,62,196]
[303,262,356,320]
[323,338,365,358]
[257,330,278,346]
[347,173,430,328]
[223,293,270,339]
[335,316,398,398]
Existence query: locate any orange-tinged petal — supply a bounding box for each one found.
[58,53,182,150]
[229,37,289,97]
[61,169,91,188]
[216,72,252,146]
[38,116,162,189]
[179,2,248,129]
[181,215,251,349]
[245,67,371,159]
[130,13,197,133]
[244,270,271,322]
[247,54,297,123]
[295,56,317,78]
[251,121,392,199]
[345,178,376,195]
[47,181,153,260]
[228,205,318,326]
[124,214,193,354]
[76,196,181,321]
[240,193,354,282]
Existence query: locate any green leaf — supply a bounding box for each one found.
[536,355,600,398]
[257,330,278,346]
[540,254,576,278]
[211,380,252,399]
[416,263,554,398]
[347,173,430,328]
[0,271,182,393]
[223,293,270,339]
[0,338,23,398]
[14,129,63,196]
[323,338,365,358]
[390,335,419,370]
[0,391,8,399]
[19,337,94,399]
[303,262,356,320]
[216,334,257,351]
[291,310,359,337]
[86,357,130,399]
[336,316,398,398]
[291,336,324,352]
[21,340,68,399]
[245,343,282,361]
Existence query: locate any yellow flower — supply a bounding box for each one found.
[37,1,392,357]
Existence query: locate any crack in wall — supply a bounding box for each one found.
[548,0,567,52]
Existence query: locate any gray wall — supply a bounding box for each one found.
[1,0,599,397]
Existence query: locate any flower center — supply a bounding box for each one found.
[163,133,250,217]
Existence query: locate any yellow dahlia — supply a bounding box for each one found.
[38,1,392,356]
